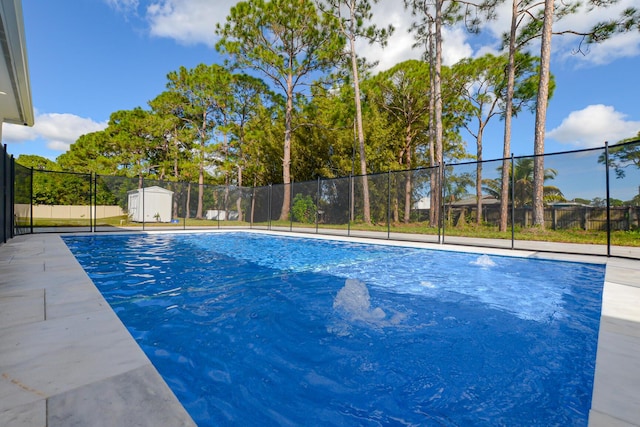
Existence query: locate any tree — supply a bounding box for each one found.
[148,91,195,182]
[453,52,540,225]
[498,0,545,232]
[521,1,640,227]
[483,157,564,207]
[317,0,393,225]
[17,155,59,205]
[598,133,640,179]
[107,108,159,188]
[404,0,501,231]
[295,83,356,179]
[216,0,344,221]
[16,155,59,171]
[166,64,232,219]
[531,0,554,227]
[58,130,121,175]
[225,74,276,221]
[366,60,431,223]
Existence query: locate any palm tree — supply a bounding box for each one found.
[483,158,564,208]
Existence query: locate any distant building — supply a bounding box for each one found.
[127,186,174,223]
[449,196,500,207]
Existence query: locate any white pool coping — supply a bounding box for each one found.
[1,230,638,426]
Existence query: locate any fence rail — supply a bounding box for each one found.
[4,140,640,259]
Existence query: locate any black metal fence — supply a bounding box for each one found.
[1,145,13,244]
[4,140,640,258]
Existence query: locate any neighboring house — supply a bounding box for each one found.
[449,195,500,207]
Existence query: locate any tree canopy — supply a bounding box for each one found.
[31,0,639,220]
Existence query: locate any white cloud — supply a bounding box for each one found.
[145,0,236,47]
[3,113,108,152]
[441,26,474,66]
[358,5,473,72]
[567,31,640,66]
[481,0,640,66]
[357,6,420,72]
[108,0,638,67]
[547,104,640,148]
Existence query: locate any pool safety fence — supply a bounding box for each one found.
[1,144,14,244]
[3,140,640,259]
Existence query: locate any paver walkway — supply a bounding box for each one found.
[0,234,195,427]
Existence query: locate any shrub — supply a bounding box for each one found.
[291,194,317,224]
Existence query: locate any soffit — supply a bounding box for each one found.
[0,0,34,127]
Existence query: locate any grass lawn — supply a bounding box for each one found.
[26,215,640,247]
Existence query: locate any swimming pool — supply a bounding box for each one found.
[64,232,605,426]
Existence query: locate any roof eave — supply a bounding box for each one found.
[1,0,34,127]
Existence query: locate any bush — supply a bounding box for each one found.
[291,194,317,224]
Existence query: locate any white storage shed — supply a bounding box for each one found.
[127,186,174,223]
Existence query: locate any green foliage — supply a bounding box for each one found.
[483,158,565,207]
[291,193,317,223]
[16,155,59,171]
[30,170,92,205]
[598,139,640,179]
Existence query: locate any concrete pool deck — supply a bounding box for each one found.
[0,231,638,426]
[0,234,196,427]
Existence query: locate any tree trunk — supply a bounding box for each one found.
[393,196,399,223]
[476,129,483,225]
[197,164,204,220]
[349,34,371,224]
[404,128,412,224]
[433,0,444,230]
[499,0,518,233]
[251,177,257,224]
[236,165,243,222]
[279,73,294,221]
[185,182,191,219]
[428,18,437,228]
[533,0,554,228]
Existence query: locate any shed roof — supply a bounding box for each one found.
[127,186,174,195]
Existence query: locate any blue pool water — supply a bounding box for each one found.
[63,232,605,426]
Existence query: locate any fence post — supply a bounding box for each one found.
[316,176,320,234]
[268,184,272,231]
[605,141,611,256]
[9,154,15,239]
[440,162,445,244]
[1,145,4,243]
[289,181,294,232]
[583,207,588,231]
[9,155,14,239]
[142,178,145,231]
[1,145,5,243]
[29,167,33,234]
[91,173,95,233]
[510,153,515,249]
[183,182,187,230]
[387,171,391,239]
[348,175,352,237]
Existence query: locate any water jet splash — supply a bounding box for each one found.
[471,254,496,268]
[333,279,386,322]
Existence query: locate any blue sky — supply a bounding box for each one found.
[4,0,640,166]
